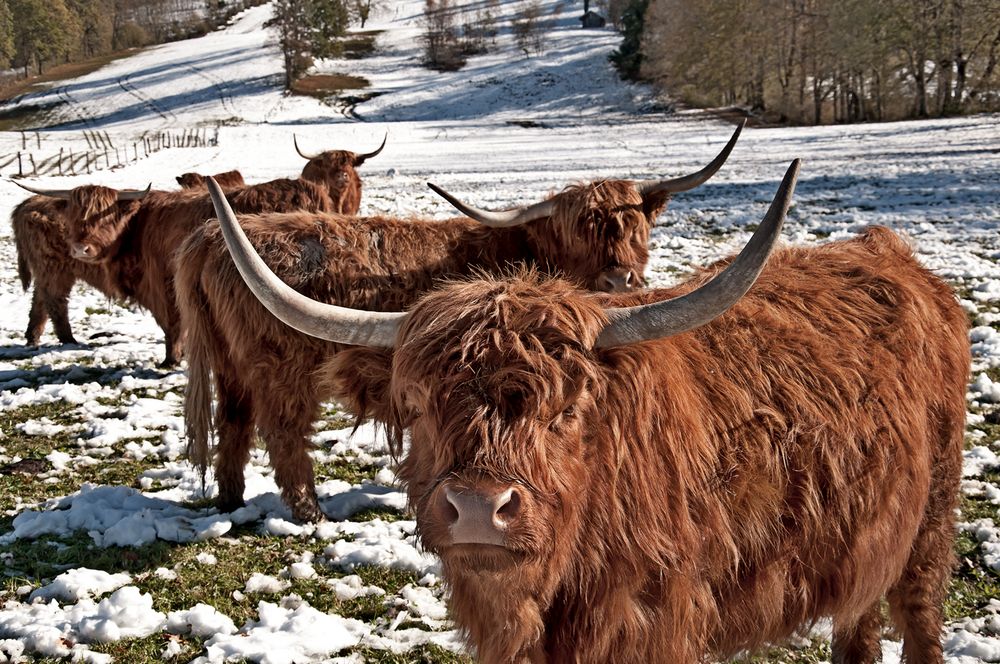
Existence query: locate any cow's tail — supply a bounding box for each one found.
[177,246,215,490]
[16,242,31,291]
[12,204,32,291]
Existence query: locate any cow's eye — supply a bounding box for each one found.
[562,405,577,418]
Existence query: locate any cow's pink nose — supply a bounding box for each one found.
[441,485,521,546]
[597,269,635,292]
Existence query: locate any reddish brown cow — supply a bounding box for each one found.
[11,195,113,346]
[176,170,246,190]
[20,177,336,365]
[183,124,744,522]
[11,139,379,349]
[11,175,238,347]
[223,161,969,663]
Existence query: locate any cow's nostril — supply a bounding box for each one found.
[495,489,520,523]
[443,489,461,524]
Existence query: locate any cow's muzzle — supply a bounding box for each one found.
[596,268,637,293]
[71,242,101,261]
[434,483,523,547]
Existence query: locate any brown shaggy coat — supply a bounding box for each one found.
[12,195,114,345]
[61,178,336,365]
[12,148,367,352]
[178,182,671,521]
[325,227,969,663]
[176,170,246,190]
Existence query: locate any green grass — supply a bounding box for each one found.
[737,639,832,663]
[354,645,471,663]
[315,458,384,485]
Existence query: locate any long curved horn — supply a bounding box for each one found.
[13,181,73,198]
[294,135,319,160]
[206,177,405,347]
[596,159,799,348]
[12,181,151,200]
[426,183,556,228]
[355,133,387,164]
[635,120,745,197]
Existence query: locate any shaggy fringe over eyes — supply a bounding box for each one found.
[67,186,141,250]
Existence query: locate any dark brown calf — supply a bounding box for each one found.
[185,124,743,522]
[224,162,969,663]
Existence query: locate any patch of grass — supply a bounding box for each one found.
[92,633,202,662]
[1,532,174,582]
[946,532,1000,621]
[348,506,405,522]
[315,458,382,485]
[291,74,369,100]
[0,400,165,511]
[733,638,832,663]
[355,644,471,663]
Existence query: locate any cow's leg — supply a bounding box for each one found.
[42,277,77,344]
[25,288,48,346]
[887,418,960,663]
[149,310,182,368]
[257,393,323,523]
[213,369,255,513]
[831,603,882,664]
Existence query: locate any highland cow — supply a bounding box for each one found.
[19,177,337,365]
[11,194,118,346]
[12,137,381,350]
[12,177,237,348]
[221,160,969,663]
[184,124,743,522]
[176,170,246,190]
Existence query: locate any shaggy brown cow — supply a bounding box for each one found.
[222,161,969,663]
[11,195,114,345]
[183,124,744,522]
[294,135,384,214]
[10,136,381,348]
[176,170,246,190]
[19,177,337,365]
[11,174,240,347]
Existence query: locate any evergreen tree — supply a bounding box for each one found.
[274,0,350,88]
[609,0,647,80]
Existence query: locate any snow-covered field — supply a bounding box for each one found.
[0,1,998,662]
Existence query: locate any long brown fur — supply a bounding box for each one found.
[12,148,368,356]
[176,170,246,190]
[60,179,335,366]
[325,226,969,663]
[176,182,671,521]
[10,195,116,345]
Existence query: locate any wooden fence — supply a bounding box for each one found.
[1,127,221,178]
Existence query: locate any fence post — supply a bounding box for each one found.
[20,131,26,150]
[29,153,37,176]
[35,132,41,149]
[69,150,75,175]
[58,148,64,176]
[17,151,22,177]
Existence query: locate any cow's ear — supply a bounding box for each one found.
[319,346,395,425]
[641,190,671,221]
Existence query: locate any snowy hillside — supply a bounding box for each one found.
[0,1,998,662]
